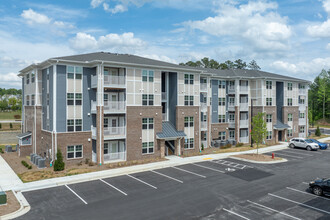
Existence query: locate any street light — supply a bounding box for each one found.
[251,98,257,148]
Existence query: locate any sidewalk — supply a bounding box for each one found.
[0,155,23,191]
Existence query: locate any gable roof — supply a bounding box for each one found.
[156,121,186,139]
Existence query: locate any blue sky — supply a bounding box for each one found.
[1,0,330,88]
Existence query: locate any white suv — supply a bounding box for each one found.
[289,138,319,151]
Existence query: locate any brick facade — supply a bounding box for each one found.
[211,123,229,140]
[283,106,299,138]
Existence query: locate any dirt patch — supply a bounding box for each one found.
[0,191,21,217]
[308,134,329,140]
[232,153,282,161]
[0,131,20,144]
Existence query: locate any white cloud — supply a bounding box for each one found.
[91,0,105,8]
[327,43,330,50]
[306,0,330,37]
[70,32,146,52]
[21,8,51,25]
[103,3,127,14]
[323,0,330,14]
[0,72,21,88]
[182,1,292,52]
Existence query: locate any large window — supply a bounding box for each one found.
[266,114,272,123]
[229,130,235,139]
[184,117,194,127]
[218,115,226,123]
[67,145,83,159]
[31,94,35,105]
[288,113,293,122]
[184,74,194,84]
[218,97,226,106]
[288,129,293,137]
[142,70,154,82]
[219,131,226,140]
[266,131,272,140]
[287,98,293,106]
[184,138,194,149]
[75,119,82,131]
[184,96,194,106]
[67,93,74,105]
[287,82,293,91]
[26,74,30,84]
[299,126,305,133]
[75,93,82,105]
[218,80,226,89]
[142,94,154,106]
[31,73,35,83]
[67,119,74,132]
[142,142,154,154]
[142,118,154,129]
[266,81,272,89]
[266,98,272,106]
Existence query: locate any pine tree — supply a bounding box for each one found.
[54,149,65,171]
[315,126,321,136]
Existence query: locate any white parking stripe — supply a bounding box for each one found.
[268,193,330,215]
[65,184,88,205]
[271,152,303,159]
[172,167,206,178]
[283,150,314,156]
[247,200,301,220]
[100,179,128,196]
[151,170,183,183]
[302,182,309,185]
[286,187,330,201]
[192,163,225,173]
[223,208,250,220]
[126,174,157,189]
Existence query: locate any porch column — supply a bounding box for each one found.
[96,63,104,165]
[177,138,181,156]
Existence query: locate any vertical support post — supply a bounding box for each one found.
[251,98,253,147]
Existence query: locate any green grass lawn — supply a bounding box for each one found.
[0,111,21,120]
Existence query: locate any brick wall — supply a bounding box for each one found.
[19,145,32,157]
[283,106,299,138]
[211,123,229,140]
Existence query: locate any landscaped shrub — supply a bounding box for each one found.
[236,142,244,147]
[54,149,65,171]
[85,158,89,164]
[88,161,95,166]
[21,160,32,169]
[9,123,13,129]
[0,148,4,154]
[223,143,232,149]
[14,115,21,119]
[315,126,321,136]
[201,143,204,151]
[0,123,2,129]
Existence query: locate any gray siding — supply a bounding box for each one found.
[211,80,219,123]
[276,82,284,122]
[49,66,54,131]
[56,65,67,132]
[83,67,96,131]
[22,78,24,129]
[168,72,177,125]
[42,69,48,130]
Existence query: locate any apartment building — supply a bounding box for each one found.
[17,52,309,165]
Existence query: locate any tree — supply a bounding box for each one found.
[234,59,247,69]
[251,112,267,154]
[248,60,261,70]
[54,149,65,171]
[315,126,321,136]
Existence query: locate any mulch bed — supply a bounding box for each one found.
[232,153,282,161]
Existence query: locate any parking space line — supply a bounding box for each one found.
[302,182,308,185]
[192,163,225,173]
[172,166,206,178]
[223,208,250,220]
[268,193,330,215]
[283,150,314,156]
[126,174,157,189]
[286,187,330,201]
[65,184,88,205]
[151,170,183,183]
[247,200,301,220]
[100,179,128,196]
[271,152,303,159]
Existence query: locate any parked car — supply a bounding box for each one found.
[307,139,328,150]
[289,138,319,151]
[309,178,330,196]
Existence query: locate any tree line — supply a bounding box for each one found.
[179,57,261,70]
[0,88,22,111]
[0,88,22,96]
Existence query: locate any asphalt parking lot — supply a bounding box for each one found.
[18,147,330,220]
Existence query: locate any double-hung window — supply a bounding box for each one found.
[218,80,226,89]
[218,115,226,123]
[26,95,30,106]
[299,84,305,89]
[31,73,35,83]
[67,119,74,131]
[266,98,272,106]
[287,82,293,91]
[26,74,30,84]
[288,113,293,122]
[229,130,235,139]
[31,95,35,105]
[67,145,83,159]
[229,114,235,123]
[67,93,74,105]
[75,67,82,79]
[142,70,154,82]
[142,118,154,129]
[142,142,154,154]
[299,96,305,104]
[287,98,293,106]
[184,117,194,127]
[299,126,305,133]
[67,66,74,79]
[299,112,305,118]
[184,138,194,149]
[184,96,194,106]
[266,114,272,123]
[219,131,226,140]
[142,94,154,106]
[75,93,82,105]
[184,74,194,84]
[287,129,293,137]
[75,119,82,131]
[266,131,272,140]
[218,97,225,106]
[266,81,272,89]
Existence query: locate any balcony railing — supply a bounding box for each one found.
[104,101,126,113]
[228,121,235,128]
[91,75,126,88]
[240,86,248,93]
[104,126,126,138]
[228,86,235,94]
[104,151,126,162]
[228,103,235,111]
[201,122,207,130]
[299,89,306,95]
[299,103,306,111]
[299,118,306,125]
[162,92,167,100]
[201,103,207,111]
[240,102,248,111]
[240,120,248,128]
[200,83,207,92]
[239,136,249,143]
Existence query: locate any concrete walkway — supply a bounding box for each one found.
[0,155,23,191]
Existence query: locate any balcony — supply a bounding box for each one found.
[200,83,207,92]
[240,86,248,94]
[239,136,249,143]
[299,104,306,111]
[240,102,248,111]
[201,103,207,112]
[91,101,126,114]
[228,103,235,111]
[299,118,306,125]
[104,151,126,163]
[228,121,235,128]
[228,85,235,94]
[162,92,167,101]
[299,89,306,95]
[91,126,126,139]
[91,75,126,88]
[240,120,248,128]
[201,122,207,130]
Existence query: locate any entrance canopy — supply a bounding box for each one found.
[156,122,186,140]
[273,120,290,130]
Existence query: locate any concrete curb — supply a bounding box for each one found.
[229,156,288,164]
[0,191,30,220]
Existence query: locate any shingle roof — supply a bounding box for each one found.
[273,120,290,130]
[157,121,186,139]
[16,132,32,139]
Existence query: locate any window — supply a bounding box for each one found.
[104,143,109,154]
[184,74,194,84]
[229,130,235,139]
[219,131,226,140]
[26,74,30,84]
[288,129,293,137]
[67,119,74,132]
[288,113,293,122]
[229,97,235,106]
[184,96,194,106]
[184,138,194,149]
[31,95,35,105]
[299,84,305,89]
[26,95,30,106]
[142,94,154,106]
[218,80,226,89]
[299,126,305,133]
[67,66,74,79]
[299,96,305,104]
[75,93,82,105]
[200,78,207,84]
[287,82,292,90]
[142,70,148,82]
[142,118,154,129]
[75,66,82,79]
[184,117,194,127]
[218,97,225,106]
[75,119,82,131]
[266,114,272,123]
[149,70,154,82]
[229,114,235,122]
[299,112,305,119]
[218,115,226,123]
[67,93,74,105]
[67,145,83,159]
[266,131,272,140]
[31,73,35,83]
[266,98,272,106]
[287,98,293,106]
[142,142,154,154]
[266,81,272,89]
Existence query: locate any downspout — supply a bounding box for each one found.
[34,68,38,154]
[51,60,59,165]
[99,61,104,165]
